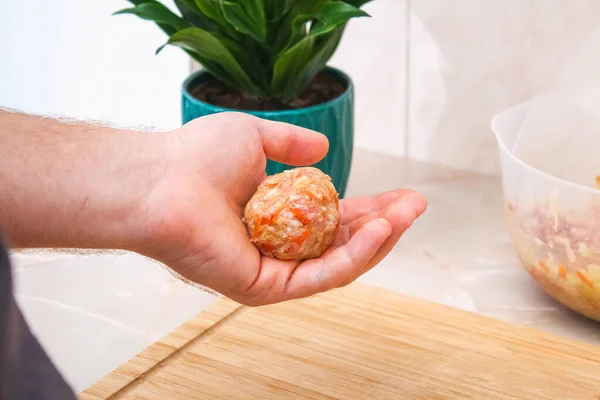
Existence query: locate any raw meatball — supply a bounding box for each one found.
[243,167,341,261]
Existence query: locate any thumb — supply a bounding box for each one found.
[255,117,329,166]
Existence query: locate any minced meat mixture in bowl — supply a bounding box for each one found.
[493,96,600,322]
[506,194,600,321]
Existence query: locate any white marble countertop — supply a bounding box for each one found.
[10,149,600,393]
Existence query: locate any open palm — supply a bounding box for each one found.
[139,113,426,306]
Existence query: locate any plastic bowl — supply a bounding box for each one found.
[492,93,600,321]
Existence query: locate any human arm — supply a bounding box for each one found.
[0,108,161,250]
[0,109,427,306]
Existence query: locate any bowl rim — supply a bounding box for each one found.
[491,95,600,196]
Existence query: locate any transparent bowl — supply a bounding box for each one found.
[492,92,600,321]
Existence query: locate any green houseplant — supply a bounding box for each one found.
[114,0,372,198]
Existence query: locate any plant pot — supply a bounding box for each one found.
[181,66,354,199]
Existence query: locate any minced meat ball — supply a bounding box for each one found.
[243,167,341,261]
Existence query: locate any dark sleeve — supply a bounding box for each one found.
[0,237,77,400]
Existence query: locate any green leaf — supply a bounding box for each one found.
[271,13,311,56]
[117,0,178,36]
[271,1,368,100]
[113,2,188,31]
[342,0,373,7]
[279,26,346,101]
[213,33,270,92]
[310,1,370,36]
[160,27,260,95]
[120,0,372,102]
[192,0,233,30]
[271,37,315,100]
[192,0,221,21]
[292,0,329,14]
[220,0,267,43]
[174,0,219,31]
[263,0,290,22]
[270,0,326,56]
[305,26,346,80]
[171,0,270,91]
[190,0,241,39]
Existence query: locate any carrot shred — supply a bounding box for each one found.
[253,214,272,237]
[596,176,600,189]
[252,223,261,238]
[259,215,272,225]
[577,270,594,288]
[253,205,283,237]
[289,206,311,225]
[269,204,286,224]
[302,191,316,200]
[539,261,549,272]
[291,228,311,245]
[261,243,276,252]
[559,265,567,279]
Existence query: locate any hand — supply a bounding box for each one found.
[135,112,427,306]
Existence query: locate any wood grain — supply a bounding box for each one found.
[79,283,600,400]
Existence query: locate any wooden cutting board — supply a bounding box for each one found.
[79,283,600,400]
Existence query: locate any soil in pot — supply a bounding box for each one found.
[190,70,347,111]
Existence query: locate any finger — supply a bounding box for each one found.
[255,117,329,166]
[337,200,420,287]
[282,218,392,301]
[371,199,424,265]
[342,194,424,240]
[229,257,300,307]
[339,189,426,225]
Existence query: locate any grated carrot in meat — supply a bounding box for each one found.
[271,205,284,222]
[253,204,284,237]
[252,223,261,238]
[576,270,594,288]
[302,191,316,200]
[291,228,312,245]
[289,206,311,225]
[261,243,276,252]
[559,265,567,279]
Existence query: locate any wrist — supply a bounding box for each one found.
[78,128,169,252]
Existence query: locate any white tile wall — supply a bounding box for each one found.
[329,0,407,156]
[407,0,600,175]
[0,0,188,131]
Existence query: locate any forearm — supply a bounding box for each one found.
[0,109,163,250]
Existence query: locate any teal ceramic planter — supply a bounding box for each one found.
[182,67,354,198]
